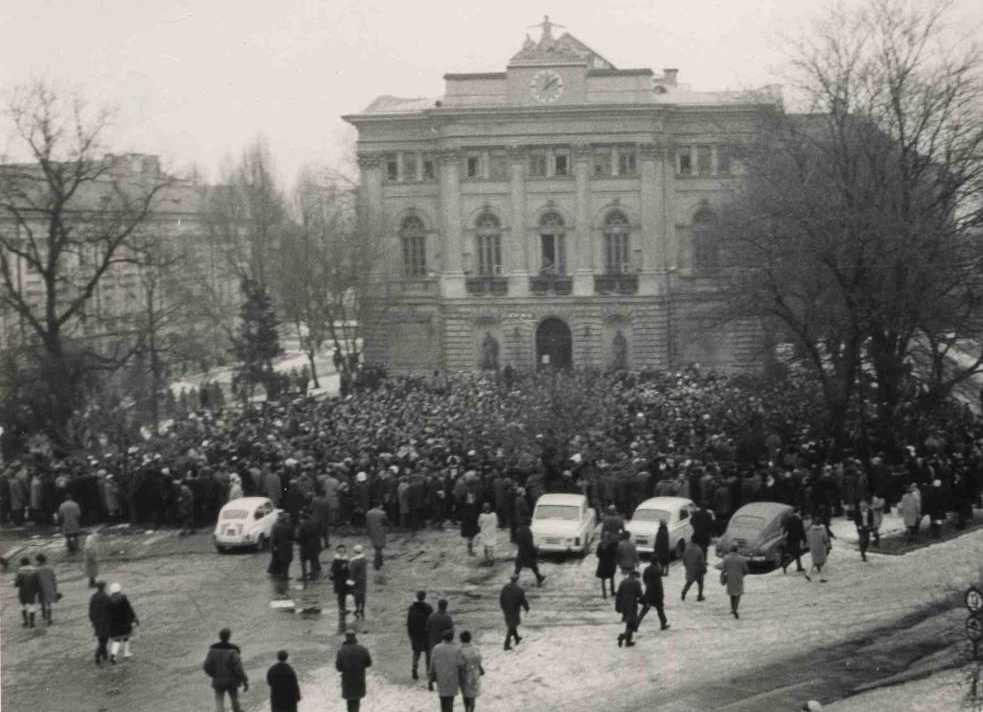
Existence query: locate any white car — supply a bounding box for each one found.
[213,497,279,553]
[530,493,596,555]
[626,496,697,558]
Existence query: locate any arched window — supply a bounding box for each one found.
[603,210,630,274]
[538,211,566,275]
[692,208,719,273]
[475,212,502,276]
[400,215,427,277]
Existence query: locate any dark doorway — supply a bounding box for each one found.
[536,317,573,370]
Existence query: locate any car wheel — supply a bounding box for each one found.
[675,538,686,560]
[215,544,227,554]
[255,534,267,552]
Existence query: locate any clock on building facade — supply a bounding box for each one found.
[529,69,564,103]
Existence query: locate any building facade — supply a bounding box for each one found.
[344,22,775,374]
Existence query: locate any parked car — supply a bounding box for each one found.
[625,496,697,558]
[213,497,279,553]
[530,493,596,555]
[715,501,794,565]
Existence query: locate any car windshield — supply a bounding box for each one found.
[221,509,249,520]
[633,508,671,523]
[534,505,580,521]
[728,515,765,534]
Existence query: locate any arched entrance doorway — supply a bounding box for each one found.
[536,317,573,370]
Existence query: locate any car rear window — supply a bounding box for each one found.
[534,505,580,521]
[729,515,765,532]
[633,509,671,522]
[221,509,249,520]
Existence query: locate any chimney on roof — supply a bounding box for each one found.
[662,68,678,85]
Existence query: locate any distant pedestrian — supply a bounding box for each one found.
[680,539,706,602]
[805,521,831,583]
[14,556,39,628]
[459,631,484,712]
[266,650,301,712]
[83,527,101,587]
[429,630,466,712]
[499,574,530,650]
[721,544,749,619]
[460,492,480,557]
[513,524,545,587]
[654,520,670,575]
[477,503,498,565]
[106,582,139,663]
[854,499,874,562]
[781,508,807,574]
[178,481,195,535]
[336,628,372,712]
[639,560,669,631]
[898,484,922,541]
[870,493,886,547]
[615,569,643,647]
[349,544,368,620]
[616,530,639,578]
[89,581,111,665]
[330,545,351,633]
[595,530,618,598]
[35,553,58,625]
[297,510,322,581]
[203,628,249,712]
[311,489,332,549]
[57,495,82,552]
[365,504,390,569]
[407,590,434,680]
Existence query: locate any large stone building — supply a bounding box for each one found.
[345,20,776,374]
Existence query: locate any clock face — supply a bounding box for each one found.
[530,69,564,103]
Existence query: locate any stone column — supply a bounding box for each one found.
[662,140,679,272]
[357,151,386,271]
[508,145,529,297]
[572,142,593,296]
[639,141,664,295]
[438,148,465,297]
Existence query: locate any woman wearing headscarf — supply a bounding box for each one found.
[106,582,140,663]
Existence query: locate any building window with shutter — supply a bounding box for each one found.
[603,210,630,274]
[692,207,719,272]
[553,148,570,177]
[529,150,548,177]
[400,215,427,277]
[385,153,399,181]
[475,212,502,276]
[617,146,637,176]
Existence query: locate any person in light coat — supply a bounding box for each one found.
[35,553,58,625]
[477,503,498,565]
[365,504,390,569]
[805,521,831,583]
[429,630,466,712]
[83,528,101,587]
[680,539,706,601]
[458,631,484,712]
[721,544,749,619]
[57,495,82,552]
[898,484,922,541]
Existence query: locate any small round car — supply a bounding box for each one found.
[625,496,697,559]
[530,493,596,555]
[213,497,279,553]
[715,501,794,565]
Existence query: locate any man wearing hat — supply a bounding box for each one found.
[615,569,643,647]
[335,629,372,712]
[499,574,530,651]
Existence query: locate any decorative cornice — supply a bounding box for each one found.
[357,152,382,168]
[439,149,461,165]
[638,141,664,160]
[572,143,592,162]
[506,145,525,162]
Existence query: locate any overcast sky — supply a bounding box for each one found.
[1,0,980,185]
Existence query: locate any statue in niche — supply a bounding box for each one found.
[480,332,500,371]
[612,330,628,371]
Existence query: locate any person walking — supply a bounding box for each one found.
[781,507,807,574]
[595,530,618,598]
[499,574,530,650]
[56,494,82,553]
[690,506,714,559]
[297,510,322,581]
[615,569,643,647]
[178,480,195,535]
[805,520,831,582]
[407,590,434,680]
[680,539,706,601]
[330,544,351,633]
[721,544,749,619]
[106,582,139,663]
[616,530,639,578]
[513,523,545,587]
[460,492,480,557]
[365,504,390,570]
[870,492,886,547]
[311,488,332,550]
[854,499,874,562]
[639,560,670,631]
[898,484,922,541]
[83,527,101,587]
[654,520,671,575]
[429,630,466,712]
[266,650,301,712]
[427,598,455,671]
[14,556,40,628]
[349,544,368,620]
[35,553,58,625]
[203,628,249,712]
[270,512,294,581]
[459,631,484,712]
[336,629,372,712]
[476,503,498,566]
[89,581,111,665]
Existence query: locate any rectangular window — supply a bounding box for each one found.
[716,145,732,175]
[605,234,628,273]
[403,235,426,276]
[540,234,566,275]
[697,146,712,175]
[678,148,692,176]
[402,153,417,182]
[477,234,501,276]
[617,146,637,176]
[422,156,435,181]
[385,153,398,181]
[489,151,509,181]
[553,149,570,177]
[466,154,482,179]
[593,147,612,176]
[529,150,548,177]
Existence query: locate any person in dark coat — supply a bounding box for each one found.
[594,530,618,598]
[654,520,671,575]
[89,581,111,665]
[335,629,372,712]
[365,504,389,569]
[854,499,874,562]
[615,569,643,647]
[721,544,750,619]
[513,524,545,586]
[690,507,714,559]
[203,628,249,712]
[330,545,351,633]
[460,493,480,556]
[407,590,434,680]
[106,582,139,662]
[499,574,530,650]
[297,510,322,580]
[616,530,639,577]
[639,560,670,631]
[680,540,706,601]
[269,512,294,581]
[512,488,531,540]
[267,650,301,712]
[426,599,455,660]
[781,507,807,574]
[14,556,40,628]
[600,505,625,539]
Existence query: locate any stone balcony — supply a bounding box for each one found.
[593,273,639,295]
[465,276,509,296]
[529,274,573,296]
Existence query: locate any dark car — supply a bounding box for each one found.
[715,502,794,565]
